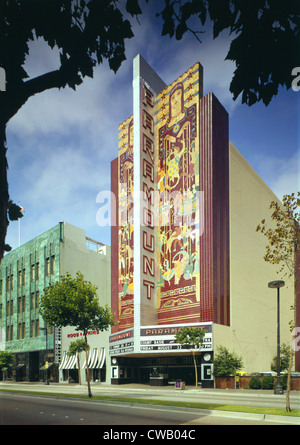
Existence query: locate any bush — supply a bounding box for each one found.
[249,376,261,389]
[261,375,274,389]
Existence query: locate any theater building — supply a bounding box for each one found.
[110,55,299,386]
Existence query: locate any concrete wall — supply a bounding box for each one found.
[214,143,295,373]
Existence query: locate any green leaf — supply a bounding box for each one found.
[7,201,24,221]
[126,0,142,17]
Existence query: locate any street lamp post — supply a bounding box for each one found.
[39,327,49,385]
[268,280,285,394]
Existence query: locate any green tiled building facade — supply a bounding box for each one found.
[0,222,111,383]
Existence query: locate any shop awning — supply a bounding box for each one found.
[59,351,68,370]
[40,363,53,371]
[59,351,79,370]
[14,364,25,369]
[82,348,106,369]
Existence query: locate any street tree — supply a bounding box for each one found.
[256,192,300,411]
[271,343,291,374]
[213,346,243,387]
[67,337,88,385]
[174,326,206,388]
[39,271,114,398]
[0,349,14,380]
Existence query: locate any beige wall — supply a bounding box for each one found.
[59,222,112,383]
[214,143,294,373]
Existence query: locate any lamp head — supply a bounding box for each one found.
[268,280,285,289]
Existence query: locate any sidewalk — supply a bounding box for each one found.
[1,379,300,396]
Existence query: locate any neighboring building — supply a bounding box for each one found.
[110,55,299,386]
[0,222,111,384]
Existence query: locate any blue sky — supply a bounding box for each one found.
[4,3,299,251]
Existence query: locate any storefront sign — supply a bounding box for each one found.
[67,330,100,338]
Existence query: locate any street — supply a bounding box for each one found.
[0,392,286,426]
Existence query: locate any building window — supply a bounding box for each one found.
[50,255,55,275]
[18,323,25,339]
[45,258,50,276]
[36,263,39,281]
[31,320,35,337]
[18,297,22,313]
[31,265,35,282]
[18,271,22,287]
[31,319,39,337]
[0,303,2,318]
[7,325,13,341]
[31,292,35,309]
[22,269,26,286]
[6,300,13,316]
[36,291,39,308]
[22,295,26,312]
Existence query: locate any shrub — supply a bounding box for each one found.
[249,376,261,389]
[261,375,274,389]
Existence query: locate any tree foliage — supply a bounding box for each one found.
[0,349,14,369]
[67,337,87,385]
[156,0,300,106]
[0,0,140,261]
[39,272,114,332]
[271,343,291,373]
[175,326,206,388]
[213,346,243,377]
[39,271,114,397]
[68,337,87,357]
[256,192,299,411]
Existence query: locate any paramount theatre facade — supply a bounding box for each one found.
[109,55,299,386]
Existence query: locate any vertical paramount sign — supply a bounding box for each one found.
[113,55,230,338]
[133,55,166,329]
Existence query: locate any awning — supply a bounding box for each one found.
[14,364,25,369]
[59,351,79,370]
[82,348,106,369]
[65,354,78,370]
[59,351,68,370]
[40,363,53,371]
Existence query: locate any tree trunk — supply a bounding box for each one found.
[0,123,9,262]
[77,353,81,386]
[192,351,198,389]
[286,255,298,412]
[84,332,92,398]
